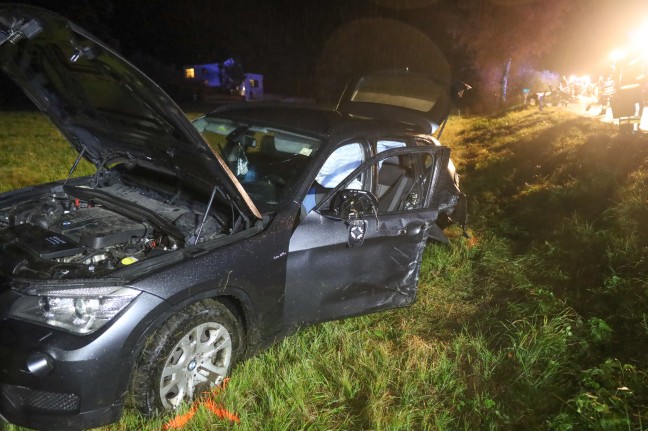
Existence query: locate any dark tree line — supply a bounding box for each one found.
[439,0,575,109]
[8,0,599,111]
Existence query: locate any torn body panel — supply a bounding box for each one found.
[284,208,437,326]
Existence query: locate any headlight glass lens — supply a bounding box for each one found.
[11,287,140,334]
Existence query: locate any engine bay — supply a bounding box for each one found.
[0,165,238,279]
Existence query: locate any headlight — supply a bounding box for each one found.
[10,286,140,335]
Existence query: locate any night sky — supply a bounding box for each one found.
[7,0,648,100]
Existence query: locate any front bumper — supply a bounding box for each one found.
[0,291,166,431]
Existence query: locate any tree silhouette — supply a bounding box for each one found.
[443,0,573,109]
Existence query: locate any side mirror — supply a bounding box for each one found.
[329,189,378,248]
[329,189,378,220]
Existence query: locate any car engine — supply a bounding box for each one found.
[0,169,231,280]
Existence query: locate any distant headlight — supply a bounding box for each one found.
[10,286,140,335]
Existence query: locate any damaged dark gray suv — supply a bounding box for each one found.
[0,5,466,430]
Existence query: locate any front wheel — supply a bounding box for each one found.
[131,299,243,415]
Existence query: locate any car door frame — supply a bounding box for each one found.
[283,144,451,327]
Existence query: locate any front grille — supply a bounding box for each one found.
[11,385,80,412]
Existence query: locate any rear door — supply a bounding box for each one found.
[284,145,450,326]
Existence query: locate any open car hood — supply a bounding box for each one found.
[0,5,261,220]
[336,70,468,135]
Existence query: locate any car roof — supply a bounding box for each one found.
[207,102,429,142]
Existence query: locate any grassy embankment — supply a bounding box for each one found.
[2,108,647,430]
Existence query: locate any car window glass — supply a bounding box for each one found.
[315,143,364,189]
[348,72,445,112]
[193,116,321,212]
[377,140,406,153]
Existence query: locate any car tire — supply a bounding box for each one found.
[130,299,242,416]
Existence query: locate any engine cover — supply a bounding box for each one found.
[16,224,84,259]
[48,207,148,249]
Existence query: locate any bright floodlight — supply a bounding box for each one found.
[629,20,648,58]
[610,49,627,63]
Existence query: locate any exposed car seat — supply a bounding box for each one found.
[377,157,412,212]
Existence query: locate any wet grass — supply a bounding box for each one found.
[3,107,648,430]
[0,112,94,191]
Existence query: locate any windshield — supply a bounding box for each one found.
[193,115,322,212]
